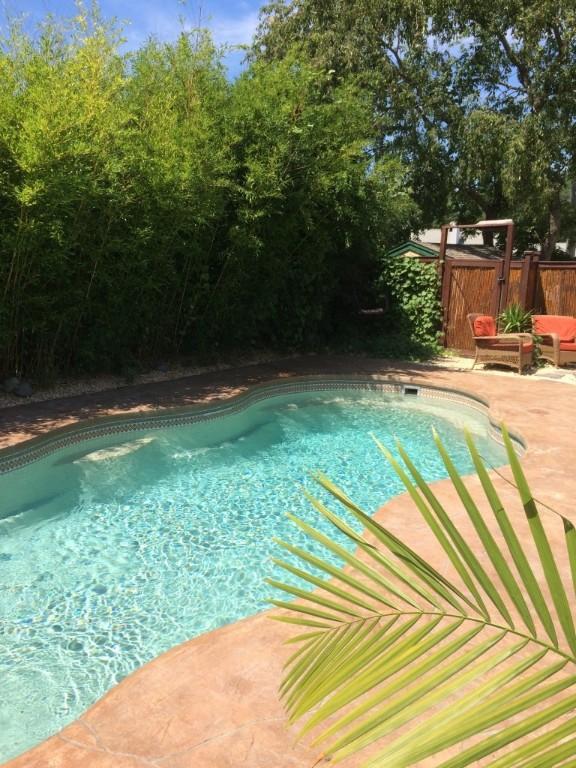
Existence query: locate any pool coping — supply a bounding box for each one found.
[0,374,524,475]
[3,356,576,767]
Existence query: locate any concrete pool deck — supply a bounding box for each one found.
[2,356,576,767]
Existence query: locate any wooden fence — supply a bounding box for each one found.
[439,255,576,353]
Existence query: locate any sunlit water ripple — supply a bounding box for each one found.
[0,388,506,761]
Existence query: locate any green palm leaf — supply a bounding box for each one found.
[270,427,576,766]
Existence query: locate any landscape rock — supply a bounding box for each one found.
[14,381,33,398]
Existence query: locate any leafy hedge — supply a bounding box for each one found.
[0,13,419,378]
[375,257,442,357]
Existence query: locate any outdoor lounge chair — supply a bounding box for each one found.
[467,313,534,374]
[532,315,576,367]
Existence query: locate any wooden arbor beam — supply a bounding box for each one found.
[439,218,516,346]
[500,221,516,309]
[444,219,516,311]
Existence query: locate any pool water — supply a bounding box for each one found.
[0,388,506,761]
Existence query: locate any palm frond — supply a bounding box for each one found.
[270,426,576,767]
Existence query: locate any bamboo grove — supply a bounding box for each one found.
[0,11,418,378]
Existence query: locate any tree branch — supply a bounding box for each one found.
[494,80,524,95]
[462,184,490,212]
[495,31,531,91]
[383,45,442,130]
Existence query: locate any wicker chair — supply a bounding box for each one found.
[532,315,576,367]
[467,314,534,374]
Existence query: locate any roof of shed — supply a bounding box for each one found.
[388,241,503,260]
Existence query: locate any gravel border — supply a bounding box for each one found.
[0,352,297,409]
[2,351,574,411]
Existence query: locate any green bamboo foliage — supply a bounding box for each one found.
[269,427,576,767]
[0,7,419,378]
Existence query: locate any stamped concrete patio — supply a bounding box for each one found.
[2,356,576,768]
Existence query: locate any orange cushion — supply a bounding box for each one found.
[560,341,576,352]
[473,316,496,336]
[533,315,576,342]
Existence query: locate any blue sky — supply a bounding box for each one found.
[2,0,266,74]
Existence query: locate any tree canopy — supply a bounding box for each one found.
[255,0,576,254]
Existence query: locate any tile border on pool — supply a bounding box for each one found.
[0,376,524,474]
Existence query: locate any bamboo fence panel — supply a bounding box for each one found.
[507,265,523,305]
[445,264,497,351]
[535,267,576,316]
[414,255,576,353]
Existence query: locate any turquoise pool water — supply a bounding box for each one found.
[0,386,507,761]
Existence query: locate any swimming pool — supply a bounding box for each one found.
[0,379,509,762]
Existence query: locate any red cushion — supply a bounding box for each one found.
[560,341,576,352]
[473,316,496,336]
[533,315,576,342]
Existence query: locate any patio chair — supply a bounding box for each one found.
[532,315,576,367]
[467,313,534,374]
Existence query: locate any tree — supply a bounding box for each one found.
[255,0,576,255]
[213,52,419,348]
[0,12,233,375]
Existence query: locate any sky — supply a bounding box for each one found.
[2,0,266,75]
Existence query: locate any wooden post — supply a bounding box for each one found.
[438,225,450,346]
[499,222,515,311]
[530,252,540,310]
[519,251,539,310]
[519,251,532,310]
[438,225,449,280]
[491,260,505,318]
